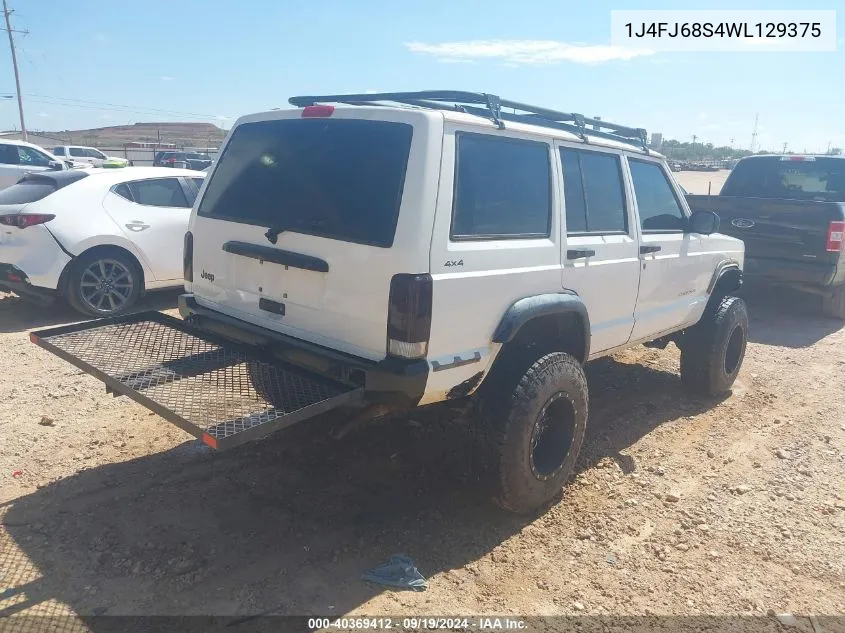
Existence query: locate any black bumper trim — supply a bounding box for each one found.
[178,294,428,408]
[0,264,57,305]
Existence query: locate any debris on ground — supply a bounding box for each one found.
[362,554,428,591]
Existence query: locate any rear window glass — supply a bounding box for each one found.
[723,157,845,201]
[197,119,413,248]
[451,134,551,239]
[0,181,56,204]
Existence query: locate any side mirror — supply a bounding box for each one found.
[48,160,64,171]
[689,210,720,235]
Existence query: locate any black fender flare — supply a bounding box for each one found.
[492,292,590,362]
[707,259,742,296]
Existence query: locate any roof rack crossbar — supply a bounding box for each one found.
[288,91,648,147]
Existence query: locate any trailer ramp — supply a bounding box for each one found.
[29,312,362,450]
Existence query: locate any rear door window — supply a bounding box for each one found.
[69,147,86,157]
[127,178,190,208]
[197,118,413,248]
[560,148,627,234]
[0,145,19,165]
[451,133,551,239]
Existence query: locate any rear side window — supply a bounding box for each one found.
[560,148,627,234]
[113,183,133,201]
[53,147,66,156]
[0,181,56,204]
[198,119,413,248]
[127,178,189,208]
[69,147,85,157]
[629,160,686,232]
[722,157,845,201]
[451,134,551,239]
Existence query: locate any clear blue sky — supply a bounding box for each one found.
[1,0,842,152]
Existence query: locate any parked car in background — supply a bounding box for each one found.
[0,139,67,190]
[0,166,204,316]
[158,152,213,171]
[687,154,845,317]
[52,146,130,168]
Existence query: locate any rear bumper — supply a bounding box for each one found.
[0,264,58,305]
[177,294,428,409]
[0,224,70,290]
[743,256,844,288]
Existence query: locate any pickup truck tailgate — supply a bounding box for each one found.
[689,195,844,265]
[30,312,362,450]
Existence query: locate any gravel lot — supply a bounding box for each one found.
[1,283,844,629]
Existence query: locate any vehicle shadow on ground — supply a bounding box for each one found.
[741,285,844,348]
[1,357,722,622]
[0,289,182,334]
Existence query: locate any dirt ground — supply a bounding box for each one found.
[674,169,730,196]
[1,283,844,631]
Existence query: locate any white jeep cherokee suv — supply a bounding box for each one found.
[31,91,747,513]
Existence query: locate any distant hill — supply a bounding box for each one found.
[31,122,228,148]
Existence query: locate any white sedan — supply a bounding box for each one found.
[0,166,204,316]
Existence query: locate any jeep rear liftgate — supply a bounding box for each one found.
[29,312,363,450]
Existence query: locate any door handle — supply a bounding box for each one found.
[125,221,150,232]
[640,245,662,255]
[567,248,596,260]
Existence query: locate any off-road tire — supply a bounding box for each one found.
[680,295,748,396]
[479,351,588,514]
[65,249,143,318]
[821,286,845,319]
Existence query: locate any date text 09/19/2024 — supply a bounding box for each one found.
[624,22,822,38]
[308,617,527,630]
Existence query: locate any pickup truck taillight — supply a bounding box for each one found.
[183,231,193,282]
[826,221,845,252]
[386,273,432,359]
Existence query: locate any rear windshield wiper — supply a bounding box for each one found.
[265,226,287,244]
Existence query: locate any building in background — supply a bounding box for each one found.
[650,132,663,151]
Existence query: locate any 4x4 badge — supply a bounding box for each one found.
[444,259,464,267]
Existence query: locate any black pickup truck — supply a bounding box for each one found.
[687,155,845,318]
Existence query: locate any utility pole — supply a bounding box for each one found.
[729,137,735,150]
[750,113,759,153]
[2,0,27,141]
[782,142,788,154]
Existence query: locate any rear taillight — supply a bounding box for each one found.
[826,221,845,253]
[0,214,55,229]
[183,231,193,282]
[301,105,335,118]
[386,273,432,359]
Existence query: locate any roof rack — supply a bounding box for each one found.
[288,90,649,152]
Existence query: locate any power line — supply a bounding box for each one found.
[19,92,224,119]
[17,96,225,121]
[2,0,27,140]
